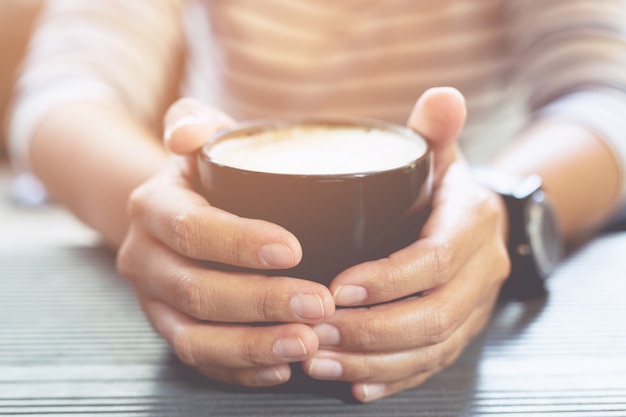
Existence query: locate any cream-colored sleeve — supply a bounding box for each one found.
[507,0,626,202]
[6,0,184,173]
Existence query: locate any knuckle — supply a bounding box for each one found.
[421,343,446,372]
[480,185,500,212]
[172,329,197,367]
[173,271,207,319]
[228,219,263,267]
[115,236,139,281]
[171,211,198,256]
[431,240,453,286]
[426,306,454,344]
[115,244,133,279]
[127,185,150,220]
[357,312,386,347]
[230,228,249,266]
[474,184,505,230]
[423,340,460,374]
[478,185,512,284]
[335,355,374,382]
[354,358,375,381]
[258,284,280,322]
[440,344,464,370]
[238,337,266,367]
[375,255,411,297]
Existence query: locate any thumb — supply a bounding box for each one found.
[407,87,467,180]
[163,98,236,155]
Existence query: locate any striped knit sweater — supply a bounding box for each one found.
[8,0,626,197]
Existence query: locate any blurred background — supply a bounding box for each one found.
[0,0,91,245]
[0,0,42,161]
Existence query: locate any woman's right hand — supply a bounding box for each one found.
[116,98,335,387]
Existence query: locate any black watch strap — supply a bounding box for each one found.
[499,191,548,300]
[473,167,561,301]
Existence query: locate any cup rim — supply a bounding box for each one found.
[199,116,431,179]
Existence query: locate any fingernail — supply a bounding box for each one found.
[290,293,325,320]
[164,114,202,142]
[313,323,340,346]
[259,242,295,268]
[273,336,308,360]
[361,383,386,402]
[256,366,287,385]
[333,285,368,306]
[307,358,343,380]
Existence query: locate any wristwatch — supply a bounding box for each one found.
[473,166,563,300]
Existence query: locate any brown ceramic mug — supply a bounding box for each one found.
[195,118,432,286]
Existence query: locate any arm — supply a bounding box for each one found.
[30,102,168,247]
[492,119,622,240]
[498,0,626,238]
[9,0,185,247]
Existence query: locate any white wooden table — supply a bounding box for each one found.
[2,163,626,416]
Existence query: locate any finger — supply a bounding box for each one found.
[352,374,431,403]
[140,298,320,371]
[303,292,496,385]
[316,243,508,353]
[196,363,292,388]
[407,87,467,180]
[331,164,506,306]
[118,228,334,324]
[164,97,235,155]
[127,166,302,269]
[350,290,499,403]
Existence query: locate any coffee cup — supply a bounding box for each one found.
[195,117,432,286]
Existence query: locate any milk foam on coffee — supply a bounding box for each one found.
[208,126,427,175]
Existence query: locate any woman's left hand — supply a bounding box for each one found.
[302,87,511,402]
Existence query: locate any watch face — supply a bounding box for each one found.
[526,190,562,278]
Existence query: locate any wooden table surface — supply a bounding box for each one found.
[1,165,626,416]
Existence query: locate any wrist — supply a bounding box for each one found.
[473,166,563,300]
